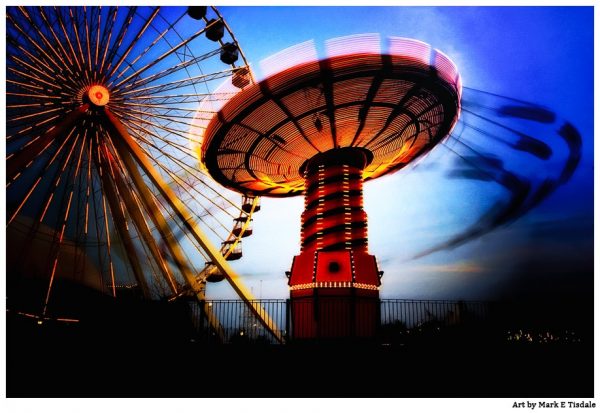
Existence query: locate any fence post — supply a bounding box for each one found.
[285,298,291,343]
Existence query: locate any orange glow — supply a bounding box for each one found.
[88,85,110,106]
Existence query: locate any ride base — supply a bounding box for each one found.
[288,149,381,339]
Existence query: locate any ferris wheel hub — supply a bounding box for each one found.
[87,85,110,107]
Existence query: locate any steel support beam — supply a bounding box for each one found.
[95,146,151,297]
[104,107,283,343]
[105,142,179,294]
[105,120,227,340]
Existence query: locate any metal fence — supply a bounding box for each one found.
[188,299,288,344]
[380,299,489,329]
[187,298,491,344]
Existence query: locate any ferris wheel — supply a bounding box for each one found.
[6,6,280,340]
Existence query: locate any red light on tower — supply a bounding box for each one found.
[200,37,462,339]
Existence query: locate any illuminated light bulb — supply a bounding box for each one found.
[87,85,110,107]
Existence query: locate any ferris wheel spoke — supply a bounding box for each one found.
[157,38,206,104]
[105,109,225,248]
[100,181,117,298]
[7,104,88,183]
[122,92,237,105]
[112,48,221,94]
[112,116,242,214]
[9,41,59,79]
[52,7,84,74]
[118,67,237,97]
[90,130,118,297]
[5,135,80,233]
[6,40,62,83]
[93,7,102,69]
[7,92,62,102]
[165,168,240,222]
[153,184,222,260]
[112,14,181,85]
[111,105,198,131]
[7,104,64,123]
[102,127,191,268]
[9,55,64,88]
[31,132,84,302]
[6,78,45,94]
[38,128,85,225]
[7,108,64,138]
[83,7,96,77]
[40,132,85,315]
[147,192,226,333]
[67,9,91,83]
[106,7,160,82]
[103,7,138,77]
[110,112,197,159]
[145,153,236,232]
[68,136,87,245]
[82,7,92,74]
[7,102,56,110]
[37,7,76,72]
[11,8,71,76]
[88,164,109,295]
[108,12,197,88]
[7,126,71,207]
[122,124,239,220]
[83,138,95,235]
[111,113,199,155]
[72,138,89,251]
[162,177,233,237]
[97,7,118,77]
[114,101,203,117]
[7,118,65,143]
[147,187,218,259]
[111,110,202,149]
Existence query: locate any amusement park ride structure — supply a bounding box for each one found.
[201,37,462,337]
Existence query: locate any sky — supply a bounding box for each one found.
[205,6,594,302]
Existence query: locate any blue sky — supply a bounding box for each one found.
[205,6,593,301]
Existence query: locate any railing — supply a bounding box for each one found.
[188,299,288,344]
[380,299,489,329]
[186,298,591,345]
[186,298,491,344]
